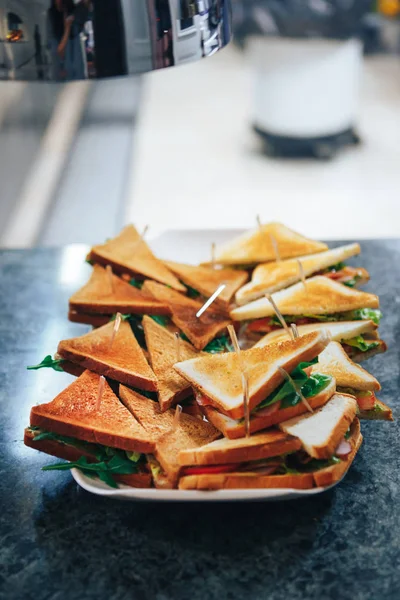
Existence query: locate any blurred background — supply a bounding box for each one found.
[0,0,399,248]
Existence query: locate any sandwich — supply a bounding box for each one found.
[164,260,248,309]
[311,341,392,420]
[175,330,336,438]
[24,370,156,488]
[178,396,361,490]
[205,222,328,267]
[255,320,387,362]
[231,276,381,333]
[57,319,158,391]
[88,225,186,292]
[142,280,232,351]
[119,385,220,488]
[142,315,202,411]
[68,264,170,326]
[235,243,368,305]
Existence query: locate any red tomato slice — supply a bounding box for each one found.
[182,464,242,476]
[247,319,280,333]
[356,391,376,411]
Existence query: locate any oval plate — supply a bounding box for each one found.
[71,469,339,502]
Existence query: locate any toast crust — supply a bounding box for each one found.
[30,371,155,454]
[68,310,111,327]
[143,280,231,350]
[165,261,248,308]
[203,378,336,439]
[58,320,157,392]
[69,264,170,315]
[358,399,393,421]
[255,320,377,347]
[24,429,152,488]
[89,225,186,292]
[142,315,201,411]
[175,330,331,419]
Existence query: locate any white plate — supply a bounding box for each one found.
[70,228,342,502]
[71,469,339,502]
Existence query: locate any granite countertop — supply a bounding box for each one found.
[0,243,399,600]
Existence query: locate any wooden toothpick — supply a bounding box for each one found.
[172,404,182,431]
[278,367,313,413]
[109,312,122,348]
[174,332,181,363]
[228,325,250,437]
[196,284,226,318]
[266,294,294,341]
[106,265,114,294]
[297,260,307,291]
[291,323,300,339]
[211,242,216,270]
[270,234,281,262]
[96,375,106,411]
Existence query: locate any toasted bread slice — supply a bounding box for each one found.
[179,418,362,490]
[68,310,110,328]
[210,222,327,266]
[69,264,170,315]
[348,340,388,363]
[279,393,357,459]
[358,399,393,421]
[57,320,157,391]
[236,243,361,305]
[165,261,248,308]
[203,378,336,438]
[255,320,378,348]
[29,371,154,454]
[179,429,301,466]
[88,225,185,292]
[24,427,152,488]
[142,315,201,411]
[142,280,231,350]
[175,330,331,419]
[231,276,379,321]
[119,385,220,486]
[312,341,381,392]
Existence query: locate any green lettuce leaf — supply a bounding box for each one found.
[27,355,65,372]
[150,315,170,327]
[254,358,332,412]
[185,285,200,299]
[204,335,233,354]
[343,336,379,352]
[347,308,382,325]
[129,278,143,289]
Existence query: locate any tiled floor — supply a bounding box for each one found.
[127,46,400,241]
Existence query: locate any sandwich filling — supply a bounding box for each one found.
[246,308,382,341]
[181,453,343,478]
[336,388,383,414]
[316,263,368,288]
[27,426,147,488]
[197,359,333,419]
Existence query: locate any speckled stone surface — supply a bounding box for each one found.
[0,243,399,600]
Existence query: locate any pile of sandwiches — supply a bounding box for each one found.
[24,222,392,492]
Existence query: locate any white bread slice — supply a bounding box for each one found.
[179,418,362,490]
[203,377,336,439]
[210,222,327,266]
[231,276,379,321]
[312,341,381,392]
[174,330,331,419]
[255,320,377,348]
[178,429,302,466]
[279,393,357,459]
[236,243,361,305]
